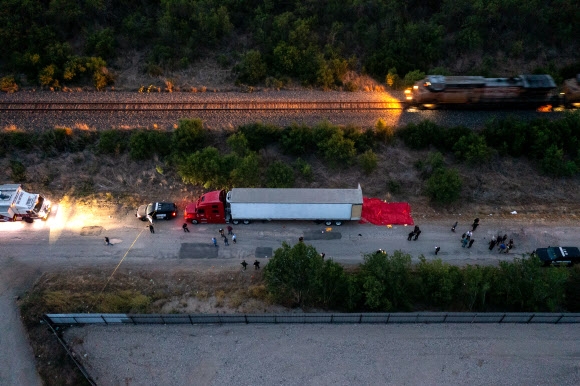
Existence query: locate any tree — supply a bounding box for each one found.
[263,242,324,307]
[236,50,267,84]
[172,119,206,156]
[266,160,295,188]
[359,149,378,175]
[178,147,227,188]
[230,152,261,187]
[425,168,462,204]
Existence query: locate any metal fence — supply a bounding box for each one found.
[45,312,580,325]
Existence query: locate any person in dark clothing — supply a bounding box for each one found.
[241,260,248,270]
[468,239,475,248]
[407,231,414,241]
[472,218,480,231]
[104,237,111,245]
[253,260,260,270]
[320,253,325,260]
[502,234,508,243]
[149,224,154,233]
[182,223,190,232]
[435,246,440,255]
[508,238,514,250]
[413,230,421,240]
[299,236,304,242]
[224,237,229,246]
[227,226,233,235]
[414,225,420,233]
[219,228,224,237]
[489,239,497,250]
[451,222,458,232]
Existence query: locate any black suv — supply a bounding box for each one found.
[535,246,580,267]
[136,202,177,221]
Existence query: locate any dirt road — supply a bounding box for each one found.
[1,203,579,383]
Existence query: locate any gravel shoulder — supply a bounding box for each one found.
[65,323,580,386]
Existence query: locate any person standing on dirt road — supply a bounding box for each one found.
[227,226,233,235]
[254,260,260,270]
[104,237,111,245]
[468,239,475,248]
[435,246,440,255]
[148,224,155,234]
[212,237,218,247]
[472,218,480,231]
[451,222,458,232]
[232,234,237,244]
[407,231,414,241]
[224,237,229,246]
[241,260,248,270]
[413,230,421,241]
[182,223,190,232]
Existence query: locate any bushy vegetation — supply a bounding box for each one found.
[399,112,580,177]
[2,1,578,89]
[264,246,580,312]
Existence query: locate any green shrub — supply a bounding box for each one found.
[238,123,282,151]
[425,167,462,204]
[98,130,129,155]
[416,256,461,308]
[318,132,357,167]
[236,50,267,85]
[129,130,153,160]
[85,28,116,59]
[387,180,401,194]
[0,75,18,93]
[178,146,228,189]
[172,119,206,156]
[359,149,378,174]
[280,124,316,155]
[453,133,492,165]
[344,125,374,153]
[540,145,578,177]
[230,152,261,187]
[402,70,426,87]
[263,242,347,308]
[293,158,313,181]
[358,250,414,311]
[374,119,395,144]
[226,132,249,157]
[397,120,442,149]
[10,160,27,182]
[7,131,35,151]
[266,160,295,188]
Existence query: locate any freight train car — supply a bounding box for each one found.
[405,74,557,109]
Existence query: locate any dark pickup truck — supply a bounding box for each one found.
[136,202,177,221]
[535,246,580,267]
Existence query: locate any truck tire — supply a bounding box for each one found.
[243,220,251,225]
[191,219,198,224]
[334,220,343,226]
[325,220,332,226]
[232,219,239,225]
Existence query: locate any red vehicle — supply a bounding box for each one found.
[184,190,227,224]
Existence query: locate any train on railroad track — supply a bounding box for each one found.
[405,74,580,110]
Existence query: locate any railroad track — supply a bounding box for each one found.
[0,101,403,111]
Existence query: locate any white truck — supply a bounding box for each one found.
[0,184,52,222]
[185,185,364,226]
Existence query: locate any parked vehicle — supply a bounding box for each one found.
[562,74,580,108]
[184,185,364,225]
[0,184,51,222]
[136,202,177,221]
[535,246,580,267]
[405,74,557,109]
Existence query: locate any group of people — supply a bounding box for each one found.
[240,259,260,270]
[407,225,421,241]
[459,218,480,248]
[489,234,514,253]
[213,226,237,246]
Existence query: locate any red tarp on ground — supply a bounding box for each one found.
[359,197,414,226]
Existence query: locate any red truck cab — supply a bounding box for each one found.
[184,190,227,224]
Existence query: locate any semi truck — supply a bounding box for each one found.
[184,185,363,225]
[0,184,52,222]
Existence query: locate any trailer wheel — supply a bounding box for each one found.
[324,220,332,226]
[191,219,198,224]
[243,220,251,225]
[334,221,342,226]
[232,219,240,225]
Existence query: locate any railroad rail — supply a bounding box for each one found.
[0,101,403,112]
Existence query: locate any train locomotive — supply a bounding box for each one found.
[405,74,560,109]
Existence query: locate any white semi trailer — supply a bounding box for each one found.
[185,185,363,225]
[0,184,52,222]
